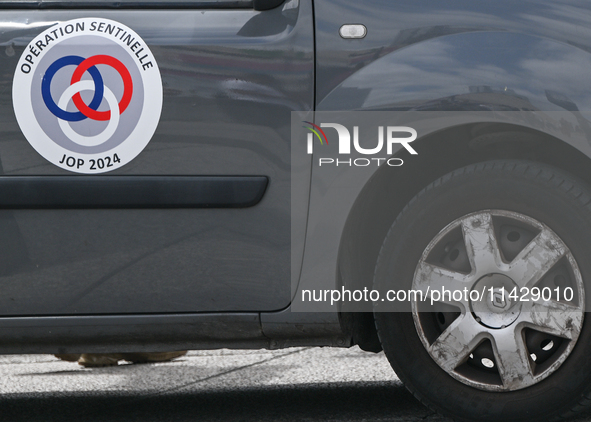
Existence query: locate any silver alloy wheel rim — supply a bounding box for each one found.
[411,210,585,392]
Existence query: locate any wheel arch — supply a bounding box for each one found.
[337,123,591,352]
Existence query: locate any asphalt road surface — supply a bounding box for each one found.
[0,346,590,422]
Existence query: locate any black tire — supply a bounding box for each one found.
[374,160,591,422]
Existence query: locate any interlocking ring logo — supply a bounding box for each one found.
[41,55,133,147]
[13,17,162,174]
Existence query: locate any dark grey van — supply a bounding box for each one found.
[3,0,591,420]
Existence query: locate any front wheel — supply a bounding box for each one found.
[374,161,591,422]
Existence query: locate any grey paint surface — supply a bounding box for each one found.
[314,0,591,110]
[0,0,313,315]
[0,0,589,348]
[293,0,591,312]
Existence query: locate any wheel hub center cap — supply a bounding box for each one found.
[470,274,521,328]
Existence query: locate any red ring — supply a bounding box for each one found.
[71,55,133,121]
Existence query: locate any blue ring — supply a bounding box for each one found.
[41,55,104,122]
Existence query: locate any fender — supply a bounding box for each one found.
[295,0,591,316]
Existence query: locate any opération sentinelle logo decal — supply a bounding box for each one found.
[13,18,162,174]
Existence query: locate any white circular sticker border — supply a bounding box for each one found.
[13,17,162,174]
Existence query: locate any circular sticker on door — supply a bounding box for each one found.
[13,18,162,173]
